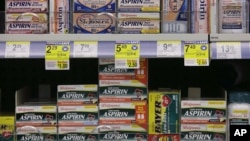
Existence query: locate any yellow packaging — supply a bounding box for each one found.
[148,90,181,134]
[0,115,15,141]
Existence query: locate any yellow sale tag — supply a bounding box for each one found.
[114,41,140,69]
[45,43,70,70]
[184,42,209,66]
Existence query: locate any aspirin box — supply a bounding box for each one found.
[117,13,160,34]
[6,0,48,13]
[74,0,116,12]
[117,0,160,12]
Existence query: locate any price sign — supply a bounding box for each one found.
[73,41,98,58]
[45,42,70,70]
[184,41,209,66]
[115,41,140,69]
[216,42,241,59]
[5,42,30,58]
[157,41,182,57]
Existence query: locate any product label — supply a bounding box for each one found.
[117,0,160,12]
[220,0,246,31]
[181,100,226,124]
[73,13,116,34]
[99,102,147,129]
[229,108,250,125]
[6,13,48,22]
[99,86,147,102]
[148,91,180,134]
[74,0,116,12]
[0,116,14,141]
[58,133,98,141]
[118,13,160,34]
[16,112,57,127]
[190,0,209,33]
[50,0,69,34]
[181,131,226,141]
[16,127,57,141]
[162,0,188,33]
[57,85,98,105]
[6,0,48,13]
[58,105,98,126]
[6,22,48,34]
[16,134,57,141]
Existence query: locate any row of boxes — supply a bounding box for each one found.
[180,100,227,141]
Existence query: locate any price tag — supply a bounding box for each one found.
[45,42,70,70]
[157,41,182,57]
[115,41,140,69]
[73,41,98,58]
[184,41,209,66]
[216,42,241,59]
[5,42,30,58]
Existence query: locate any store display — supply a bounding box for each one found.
[161,0,188,33]
[49,0,70,34]
[190,0,210,33]
[73,0,116,12]
[117,0,160,12]
[218,0,248,33]
[117,12,160,34]
[73,13,116,33]
[0,115,14,141]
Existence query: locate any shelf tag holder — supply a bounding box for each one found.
[184,41,210,67]
[114,41,140,69]
[45,41,71,70]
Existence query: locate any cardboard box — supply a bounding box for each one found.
[148,90,181,134]
[6,0,48,13]
[181,100,226,124]
[117,0,160,12]
[15,106,57,127]
[58,105,98,126]
[73,0,116,12]
[57,85,98,106]
[0,115,15,141]
[148,134,180,141]
[99,102,147,130]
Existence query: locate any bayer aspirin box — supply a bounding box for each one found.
[73,13,116,34]
[58,105,98,126]
[58,126,99,141]
[117,0,160,12]
[57,85,98,105]
[98,125,147,141]
[99,102,147,130]
[6,0,48,13]
[15,106,57,127]
[117,13,160,34]
[181,100,226,124]
[74,0,116,12]
[50,0,70,34]
[5,13,48,34]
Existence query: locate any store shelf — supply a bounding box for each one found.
[0,34,208,58]
[210,34,250,42]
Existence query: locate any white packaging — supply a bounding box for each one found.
[219,0,248,33]
[6,0,48,13]
[228,103,250,125]
[50,0,70,34]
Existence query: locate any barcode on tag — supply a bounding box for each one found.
[45,60,69,70]
[184,59,196,66]
[46,61,57,68]
[115,59,126,68]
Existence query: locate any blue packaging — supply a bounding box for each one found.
[73,0,116,12]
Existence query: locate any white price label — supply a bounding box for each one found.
[5,42,30,58]
[157,41,182,57]
[216,42,241,59]
[115,59,140,69]
[73,41,98,58]
[45,60,70,70]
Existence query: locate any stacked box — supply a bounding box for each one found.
[98,58,148,140]
[73,0,116,34]
[181,100,227,141]
[0,115,15,141]
[117,0,160,34]
[15,105,57,141]
[57,85,98,138]
[148,90,181,141]
[5,0,49,34]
